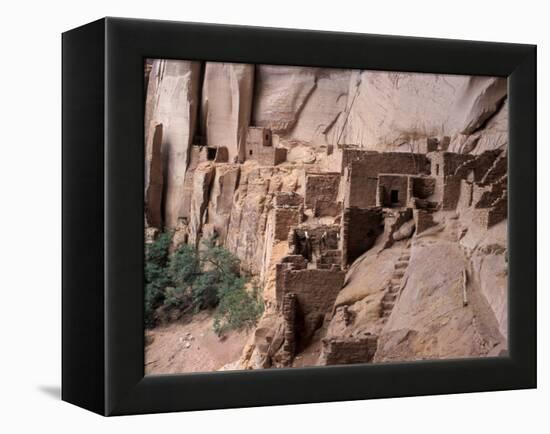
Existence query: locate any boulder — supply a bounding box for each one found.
[392,219,416,241]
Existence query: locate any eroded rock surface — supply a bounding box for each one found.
[144,62,509,373]
[145,59,201,228]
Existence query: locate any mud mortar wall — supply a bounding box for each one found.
[341,207,384,265]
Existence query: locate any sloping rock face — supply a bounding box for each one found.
[339,71,507,153]
[323,215,507,364]
[201,63,254,163]
[252,65,351,146]
[145,59,201,228]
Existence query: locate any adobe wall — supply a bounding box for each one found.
[411,176,436,199]
[247,126,272,147]
[275,255,307,307]
[413,209,437,235]
[290,224,340,263]
[341,207,384,265]
[280,292,297,366]
[480,152,507,185]
[275,191,303,207]
[273,207,302,241]
[274,147,287,166]
[317,249,343,270]
[340,147,377,174]
[441,175,462,210]
[472,193,507,229]
[245,126,287,166]
[457,179,474,211]
[305,172,341,217]
[416,137,439,154]
[281,267,345,342]
[346,152,428,208]
[246,141,286,166]
[377,174,409,208]
[320,335,378,365]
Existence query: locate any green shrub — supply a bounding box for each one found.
[213,284,264,336]
[144,232,172,327]
[144,233,263,333]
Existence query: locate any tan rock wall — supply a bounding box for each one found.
[145,59,201,228]
[201,62,254,163]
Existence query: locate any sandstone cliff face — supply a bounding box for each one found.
[146,61,507,230]
[252,65,352,146]
[145,59,201,228]
[201,63,255,162]
[339,72,507,153]
[145,60,509,372]
[225,163,303,276]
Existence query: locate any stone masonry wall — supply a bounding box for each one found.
[411,176,436,199]
[377,174,409,208]
[346,152,428,208]
[320,335,378,365]
[275,255,307,307]
[281,292,297,366]
[282,267,346,342]
[305,172,341,217]
[273,207,302,241]
[290,224,340,264]
[341,207,384,265]
[275,191,303,207]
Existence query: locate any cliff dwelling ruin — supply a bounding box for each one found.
[144,59,509,374]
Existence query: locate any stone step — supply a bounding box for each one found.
[388,287,400,295]
[390,277,401,286]
[383,292,397,302]
[395,261,408,270]
[393,269,405,278]
[382,301,395,311]
[381,310,391,318]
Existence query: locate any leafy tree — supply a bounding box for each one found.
[213,283,264,336]
[144,233,263,333]
[144,231,173,326]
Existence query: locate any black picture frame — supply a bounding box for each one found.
[62,17,537,416]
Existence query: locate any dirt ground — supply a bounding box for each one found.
[145,311,252,375]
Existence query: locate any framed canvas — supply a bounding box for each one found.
[62,17,536,416]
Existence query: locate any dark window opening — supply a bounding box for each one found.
[249,150,253,156]
[435,164,440,176]
[265,134,269,140]
[391,190,399,204]
[207,147,217,160]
